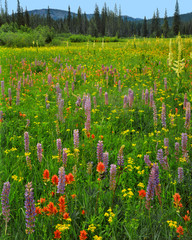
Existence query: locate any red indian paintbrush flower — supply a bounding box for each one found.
[54,229,61,239]
[176,225,184,237]
[96,162,105,174]
[138,189,146,198]
[51,175,59,185]
[43,169,49,180]
[79,230,88,240]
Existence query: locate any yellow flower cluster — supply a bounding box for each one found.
[167,220,177,228]
[87,224,96,233]
[104,208,115,223]
[4,147,17,154]
[56,223,70,231]
[122,188,134,198]
[93,235,102,240]
[12,175,23,182]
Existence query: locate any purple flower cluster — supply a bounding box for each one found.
[97,140,103,162]
[37,143,42,163]
[181,133,188,160]
[178,167,184,183]
[62,148,67,166]
[24,182,36,234]
[110,164,116,191]
[145,89,149,105]
[175,142,180,161]
[57,139,62,155]
[105,92,108,105]
[103,152,109,171]
[1,182,10,223]
[153,102,157,127]
[161,103,166,128]
[185,102,191,130]
[57,167,66,194]
[144,154,151,167]
[47,73,52,85]
[149,89,154,107]
[128,89,134,108]
[84,95,91,131]
[73,129,79,149]
[117,146,124,167]
[123,95,128,108]
[24,132,29,152]
[146,163,161,209]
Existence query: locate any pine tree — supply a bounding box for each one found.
[163,9,169,37]
[173,0,180,35]
[67,6,71,32]
[94,4,100,35]
[155,8,161,37]
[101,3,107,36]
[77,6,82,34]
[4,0,9,23]
[47,6,52,27]
[142,16,148,37]
[17,0,22,26]
[24,7,30,26]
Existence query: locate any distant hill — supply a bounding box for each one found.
[28,8,142,22]
[28,8,192,24]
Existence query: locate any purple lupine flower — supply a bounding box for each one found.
[1,81,4,97]
[145,164,156,209]
[164,78,167,91]
[93,96,97,109]
[157,149,167,169]
[0,111,3,122]
[62,148,67,166]
[97,140,103,162]
[84,95,91,131]
[48,73,52,85]
[72,82,74,92]
[73,129,79,148]
[145,89,149,105]
[175,142,180,161]
[183,93,187,108]
[57,167,66,194]
[181,133,188,160]
[144,154,151,166]
[117,145,124,167]
[164,138,169,156]
[109,164,116,191]
[66,81,69,97]
[1,182,10,223]
[8,88,12,106]
[24,182,36,234]
[99,87,102,97]
[149,88,153,107]
[123,95,128,108]
[24,132,29,152]
[163,156,169,170]
[128,89,134,108]
[57,139,62,156]
[161,103,166,128]
[185,102,191,130]
[103,152,109,171]
[37,143,42,163]
[118,80,121,92]
[76,97,81,107]
[105,92,108,105]
[178,167,184,183]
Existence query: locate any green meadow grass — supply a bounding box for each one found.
[0,38,192,239]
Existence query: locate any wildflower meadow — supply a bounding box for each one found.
[1,37,192,239]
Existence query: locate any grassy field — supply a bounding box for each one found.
[1,37,192,239]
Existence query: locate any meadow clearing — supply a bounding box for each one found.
[0,37,192,239]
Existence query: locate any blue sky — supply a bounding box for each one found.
[3,0,192,19]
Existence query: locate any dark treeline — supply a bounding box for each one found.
[0,0,192,37]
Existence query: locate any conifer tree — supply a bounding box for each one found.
[173,0,180,35]
[163,9,169,37]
